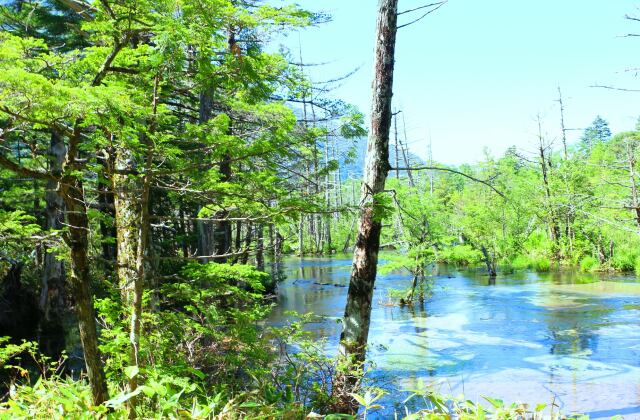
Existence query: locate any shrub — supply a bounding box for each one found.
[580,256,599,272]
[532,257,551,273]
[510,255,532,270]
[499,259,515,274]
[441,245,482,266]
[612,249,638,272]
[635,256,640,277]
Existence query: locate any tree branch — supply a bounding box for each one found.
[392,165,506,198]
[398,2,445,16]
[590,84,640,92]
[0,154,56,181]
[92,39,126,86]
[398,1,446,29]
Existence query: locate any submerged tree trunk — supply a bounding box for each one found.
[60,176,109,405]
[338,0,398,376]
[480,245,497,277]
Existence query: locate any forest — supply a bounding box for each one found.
[0,0,639,419]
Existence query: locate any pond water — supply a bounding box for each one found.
[267,256,640,419]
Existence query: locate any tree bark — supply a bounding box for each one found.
[196,87,216,261]
[60,176,109,405]
[39,132,67,357]
[626,142,640,230]
[211,31,238,262]
[113,147,140,308]
[255,224,264,271]
[97,153,117,270]
[339,0,398,369]
[298,216,304,256]
[112,145,145,414]
[481,245,497,277]
[240,222,253,265]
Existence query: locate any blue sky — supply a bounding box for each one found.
[273,0,640,164]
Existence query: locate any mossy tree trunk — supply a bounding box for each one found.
[60,176,109,405]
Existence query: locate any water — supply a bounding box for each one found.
[267,256,640,419]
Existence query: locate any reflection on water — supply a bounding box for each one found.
[267,257,640,419]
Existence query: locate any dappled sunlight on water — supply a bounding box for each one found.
[267,257,640,418]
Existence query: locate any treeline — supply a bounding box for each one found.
[326,114,640,285]
[288,111,640,278]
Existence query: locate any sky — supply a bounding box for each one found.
[271,0,640,165]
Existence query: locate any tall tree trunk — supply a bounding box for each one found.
[268,223,275,259]
[196,88,215,261]
[400,113,416,187]
[557,86,568,160]
[113,147,140,308]
[626,142,640,230]
[130,133,153,411]
[255,224,264,271]
[298,216,304,256]
[97,150,117,273]
[240,222,253,265]
[210,31,240,262]
[537,117,560,256]
[232,220,242,263]
[212,152,232,261]
[39,132,66,358]
[178,203,188,258]
[338,0,398,377]
[60,176,109,405]
[324,139,333,253]
[112,146,145,413]
[394,110,399,178]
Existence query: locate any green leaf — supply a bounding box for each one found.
[482,395,504,409]
[104,387,144,408]
[535,403,547,412]
[348,392,367,407]
[188,368,205,380]
[238,401,262,408]
[124,365,139,379]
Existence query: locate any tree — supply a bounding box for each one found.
[580,115,611,153]
[337,0,398,399]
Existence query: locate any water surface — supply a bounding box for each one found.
[267,257,640,419]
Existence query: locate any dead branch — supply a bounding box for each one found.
[392,165,506,198]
